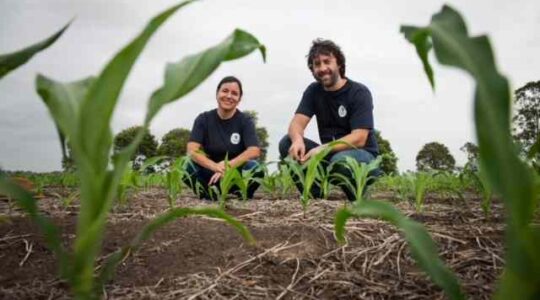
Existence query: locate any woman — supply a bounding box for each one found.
[185,76,263,200]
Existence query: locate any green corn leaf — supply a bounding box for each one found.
[335,200,464,300]
[402,5,540,298]
[400,26,434,89]
[35,75,96,157]
[146,29,266,122]
[96,207,254,292]
[0,21,71,80]
[67,3,199,294]
[78,1,197,176]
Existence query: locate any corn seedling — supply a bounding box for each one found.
[284,143,338,216]
[431,171,467,203]
[256,162,296,199]
[117,163,141,206]
[402,5,540,298]
[211,163,244,209]
[0,1,264,298]
[278,163,296,197]
[318,161,338,199]
[379,174,414,202]
[410,172,432,213]
[465,167,493,217]
[238,166,259,201]
[254,163,279,198]
[331,156,382,202]
[164,156,191,208]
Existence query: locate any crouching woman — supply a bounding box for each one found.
[185,76,263,200]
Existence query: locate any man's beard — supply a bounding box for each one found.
[315,70,339,88]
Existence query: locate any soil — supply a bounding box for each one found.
[0,188,508,299]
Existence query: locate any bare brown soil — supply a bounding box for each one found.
[0,188,506,299]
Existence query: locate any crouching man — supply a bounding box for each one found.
[279,39,381,201]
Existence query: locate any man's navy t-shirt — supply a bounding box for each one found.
[189,109,260,162]
[295,79,379,156]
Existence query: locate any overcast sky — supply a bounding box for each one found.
[1,0,539,172]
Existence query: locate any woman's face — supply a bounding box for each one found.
[216,81,241,112]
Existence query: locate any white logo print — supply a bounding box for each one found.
[338,105,347,118]
[230,133,241,144]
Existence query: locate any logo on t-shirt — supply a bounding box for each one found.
[338,105,347,118]
[230,133,241,144]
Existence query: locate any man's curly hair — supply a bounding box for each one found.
[307,39,346,77]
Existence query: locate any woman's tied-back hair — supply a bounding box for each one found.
[216,76,243,98]
[307,39,346,78]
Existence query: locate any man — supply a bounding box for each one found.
[278,39,381,201]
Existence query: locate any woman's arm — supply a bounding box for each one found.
[228,146,261,168]
[186,141,224,174]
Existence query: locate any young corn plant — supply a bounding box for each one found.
[164,156,192,208]
[402,4,540,298]
[466,167,493,217]
[0,1,264,298]
[116,163,140,206]
[254,163,278,198]
[388,174,414,202]
[238,166,259,201]
[284,142,342,216]
[411,172,432,213]
[318,161,338,199]
[331,156,382,202]
[431,171,466,203]
[209,163,244,209]
[277,163,296,198]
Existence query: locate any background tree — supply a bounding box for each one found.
[157,128,191,158]
[460,142,479,166]
[244,110,269,162]
[113,126,158,160]
[512,81,539,171]
[374,131,398,175]
[416,142,456,172]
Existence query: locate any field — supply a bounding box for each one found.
[1,177,508,299]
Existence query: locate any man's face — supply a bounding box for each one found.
[311,53,342,88]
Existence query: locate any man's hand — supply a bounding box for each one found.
[209,172,223,185]
[288,139,306,161]
[213,161,226,174]
[300,145,324,164]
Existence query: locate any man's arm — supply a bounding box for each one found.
[330,128,369,151]
[287,113,311,161]
[301,129,369,163]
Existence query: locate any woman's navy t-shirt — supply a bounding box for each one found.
[189,109,260,162]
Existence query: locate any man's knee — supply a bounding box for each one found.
[243,160,260,172]
[330,149,374,164]
[278,135,292,159]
